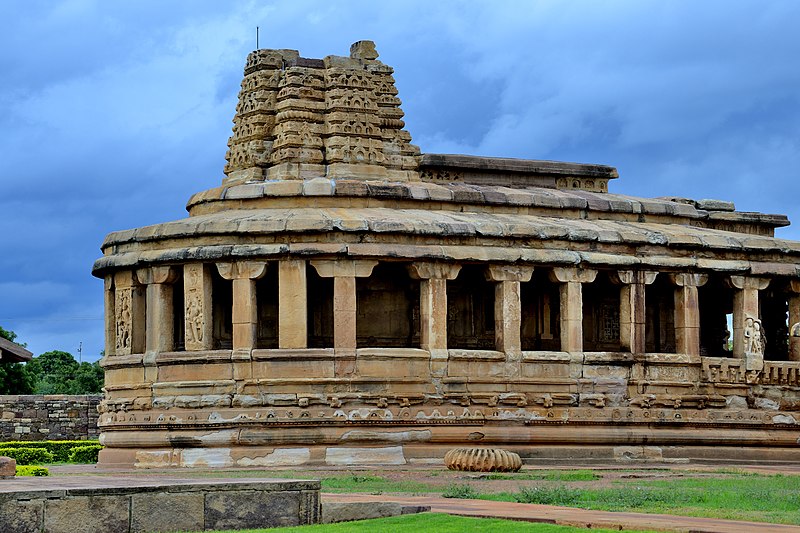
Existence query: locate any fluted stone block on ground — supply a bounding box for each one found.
[444,448,522,472]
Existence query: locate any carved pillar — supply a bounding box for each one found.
[103,276,116,357]
[311,260,378,375]
[113,271,145,355]
[485,265,534,355]
[136,266,179,354]
[183,264,213,351]
[217,261,268,353]
[669,273,708,357]
[550,267,597,353]
[278,259,307,349]
[612,271,658,354]
[729,275,770,359]
[408,262,461,376]
[789,280,800,361]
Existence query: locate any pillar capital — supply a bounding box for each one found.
[728,275,770,291]
[136,266,178,285]
[407,262,461,281]
[789,280,800,294]
[549,267,597,284]
[114,270,140,289]
[611,270,658,285]
[669,273,708,288]
[310,259,377,278]
[485,265,533,283]
[217,261,267,281]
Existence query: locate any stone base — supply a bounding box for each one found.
[0,476,320,533]
[97,441,800,469]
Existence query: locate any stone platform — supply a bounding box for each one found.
[0,476,320,533]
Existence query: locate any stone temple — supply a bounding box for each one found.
[93,41,800,467]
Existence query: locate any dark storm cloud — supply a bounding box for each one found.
[0,0,798,358]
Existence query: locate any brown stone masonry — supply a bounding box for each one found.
[92,42,800,467]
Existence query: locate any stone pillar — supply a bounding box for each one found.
[310,260,378,375]
[549,267,597,353]
[183,264,213,351]
[485,265,534,354]
[217,261,268,353]
[408,262,461,376]
[278,259,308,349]
[136,266,179,354]
[728,276,769,359]
[612,271,658,354]
[103,276,116,356]
[788,280,800,361]
[113,271,146,355]
[669,273,708,357]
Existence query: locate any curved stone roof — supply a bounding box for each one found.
[93,205,800,277]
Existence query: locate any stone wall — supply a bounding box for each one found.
[0,395,101,441]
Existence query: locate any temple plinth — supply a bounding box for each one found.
[93,42,800,467]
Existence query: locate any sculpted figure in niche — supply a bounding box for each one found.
[186,291,204,344]
[743,316,766,356]
[792,322,800,338]
[115,291,131,350]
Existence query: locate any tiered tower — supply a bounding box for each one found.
[224,41,419,185]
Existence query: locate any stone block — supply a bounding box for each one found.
[131,492,204,533]
[323,502,426,524]
[0,456,16,477]
[205,490,301,530]
[44,495,129,533]
[325,446,406,465]
[0,498,42,533]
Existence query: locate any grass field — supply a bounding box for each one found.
[204,513,656,533]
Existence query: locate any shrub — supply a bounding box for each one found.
[0,447,54,465]
[0,440,101,462]
[15,465,49,476]
[442,484,479,499]
[68,444,102,464]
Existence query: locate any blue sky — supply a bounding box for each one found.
[1,1,798,361]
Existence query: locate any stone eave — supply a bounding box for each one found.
[0,336,32,363]
[92,208,800,278]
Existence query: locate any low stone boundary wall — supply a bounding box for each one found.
[0,395,100,440]
[0,476,320,533]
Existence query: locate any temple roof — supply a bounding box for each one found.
[0,336,32,363]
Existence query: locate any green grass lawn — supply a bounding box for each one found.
[203,513,656,533]
[465,473,800,524]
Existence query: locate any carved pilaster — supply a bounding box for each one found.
[136,266,178,355]
[113,271,145,355]
[669,273,708,357]
[279,260,308,349]
[408,262,462,375]
[217,261,268,353]
[790,280,800,361]
[184,264,213,351]
[728,276,770,359]
[310,260,378,373]
[611,271,657,354]
[486,266,534,356]
[103,276,116,357]
[549,268,597,353]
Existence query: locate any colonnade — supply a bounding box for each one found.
[103,260,800,362]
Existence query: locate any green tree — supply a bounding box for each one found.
[69,361,104,394]
[0,326,35,394]
[27,350,79,394]
[26,351,103,394]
